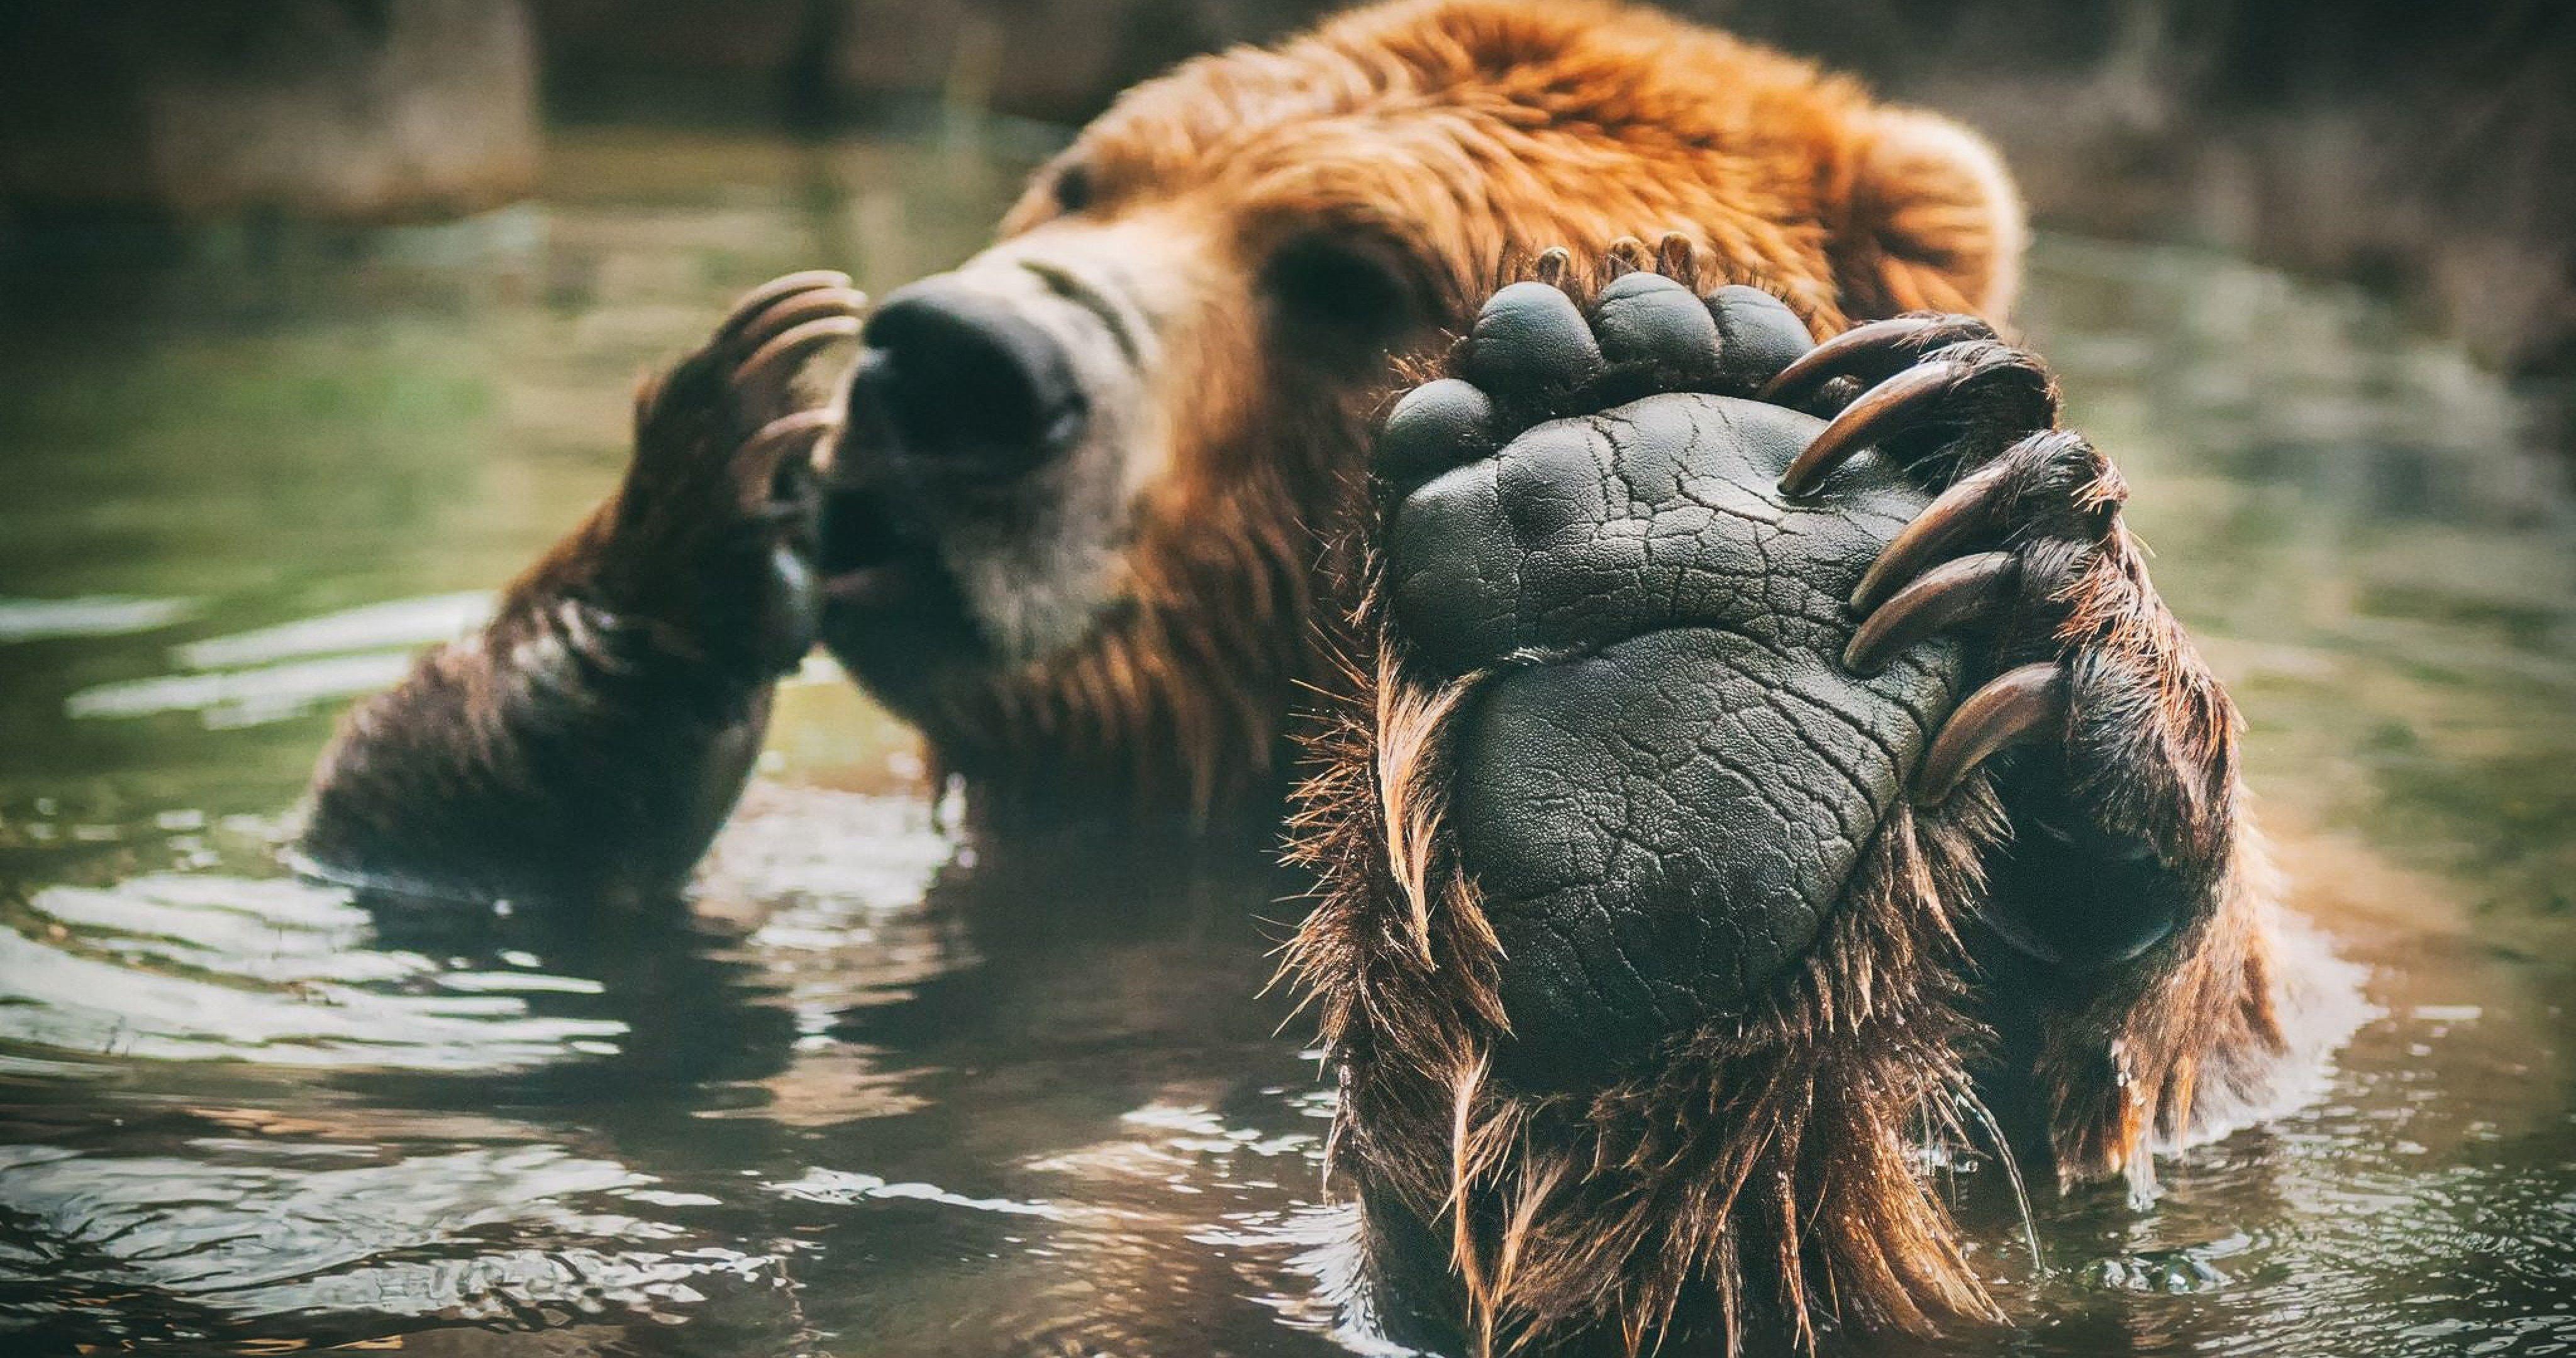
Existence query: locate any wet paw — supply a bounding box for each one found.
[611,272,867,675]
[1374,250,1969,1077]
[1768,316,2217,968]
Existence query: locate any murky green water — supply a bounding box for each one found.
[2,128,2572,1356]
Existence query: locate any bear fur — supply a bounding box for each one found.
[301,1,2289,1351]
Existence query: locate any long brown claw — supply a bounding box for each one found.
[713,270,854,346]
[1913,661,2069,805]
[1777,359,1966,497]
[1757,315,1945,404]
[735,287,869,355]
[1851,457,2016,612]
[1533,245,1574,287]
[736,315,863,392]
[1844,550,2018,675]
[740,407,841,473]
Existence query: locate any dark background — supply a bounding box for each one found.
[4,0,2570,388]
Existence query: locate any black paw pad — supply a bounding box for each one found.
[1461,282,1603,395]
[1704,285,1816,395]
[1378,377,1499,492]
[1588,271,1721,378]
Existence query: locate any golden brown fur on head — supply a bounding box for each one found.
[874,0,2024,817]
[1018,0,2021,326]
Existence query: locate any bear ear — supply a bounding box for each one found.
[1835,107,2026,323]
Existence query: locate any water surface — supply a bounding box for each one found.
[2,128,2572,1355]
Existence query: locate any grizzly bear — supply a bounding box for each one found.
[298,0,2290,1351]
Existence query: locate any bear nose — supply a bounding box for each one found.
[845,279,1087,480]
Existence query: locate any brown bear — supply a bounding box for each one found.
[297,1,2289,1351]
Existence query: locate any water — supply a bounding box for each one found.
[3,126,2572,1356]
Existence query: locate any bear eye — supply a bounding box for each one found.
[1050,161,1096,216]
[1263,236,1417,346]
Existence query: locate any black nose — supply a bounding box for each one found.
[846,279,1086,480]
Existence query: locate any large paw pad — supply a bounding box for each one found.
[1375,265,1970,1079]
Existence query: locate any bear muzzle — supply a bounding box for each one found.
[813,241,1174,697]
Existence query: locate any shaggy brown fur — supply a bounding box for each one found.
[2021,500,2287,1186]
[301,1,2290,1348]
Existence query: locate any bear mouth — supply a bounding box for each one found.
[813,478,936,612]
[812,475,997,704]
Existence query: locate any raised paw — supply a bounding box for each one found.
[1370,253,1975,1076]
[1775,317,2241,969]
[1304,281,2265,1352]
[605,271,868,674]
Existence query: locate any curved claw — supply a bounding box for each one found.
[1777,359,1967,497]
[1603,236,1653,277]
[1756,315,1947,404]
[1655,231,1698,281]
[1844,550,2018,675]
[713,270,854,346]
[1913,661,2069,805]
[1851,457,2016,612]
[1533,245,1573,287]
[740,407,842,475]
[736,315,863,392]
[735,287,869,355]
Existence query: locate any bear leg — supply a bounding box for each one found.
[297,273,862,905]
[1291,246,2287,1350]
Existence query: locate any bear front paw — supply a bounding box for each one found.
[1368,251,1973,1079]
[1765,316,2242,969]
[602,271,868,676]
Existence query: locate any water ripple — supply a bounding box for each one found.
[0,874,626,1071]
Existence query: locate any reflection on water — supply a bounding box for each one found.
[2,128,2572,1355]
[1,873,621,1069]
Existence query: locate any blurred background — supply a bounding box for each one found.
[0,4,2572,1355]
[4,0,2570,394]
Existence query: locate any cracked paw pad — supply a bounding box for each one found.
[1374,271,1974,1083]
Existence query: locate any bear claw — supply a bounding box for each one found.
[709,270,854,347]
[1914,661,2068,805]
[737,312,866,397]
[1786,326,2150,807]
[1778,357,1971,496]
[1848,455,2016,611]
[1757,312,1987,404]
[744,407,845,510]
[1841,549,2018,676]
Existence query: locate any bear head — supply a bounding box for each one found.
[812,0,2024,817]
